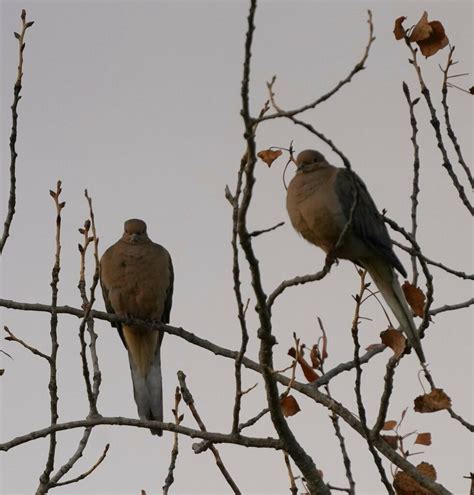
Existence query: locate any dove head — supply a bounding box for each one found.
[295,149,326,172]
[122,219,150,244]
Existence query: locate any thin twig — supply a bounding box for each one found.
[392,240,474,280]
[177,371,241,494]
[402,82,421,285]
[249,221,285,238]
[351,271,394,494]
[372,356,400,436]
[440,46,473,188]
[238,407,270,432]
[48,191,104,487]
[257,10,375,124]
[283,452,298,495]
[3,325,51,362]
[162,387,182,495]
[430,298,474,316]
[50,443,110,488]
[0,10,34,254]
[404,38,473,214]
[36,181,64,494]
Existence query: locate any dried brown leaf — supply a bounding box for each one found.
[414,388,452,413]
[0,369,4,376]
[257,149,282,167]
[380,328,406,359]
[402,282,426,317]
[281,395,300,417]
[381,434,399,449]
[415,432,432,446]
[469,86,474,95]
[394,16,407,40]
[299,356,319,383]
[382,420,398,431]
[409,12,432,42]
[393,461,437,494]
[417,20,449,58]
[310,345,320,369]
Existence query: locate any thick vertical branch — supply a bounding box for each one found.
[0,10,34,254]
[238,2,328,493]
[36,181,64,494]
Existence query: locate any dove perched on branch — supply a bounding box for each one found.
[286,149,425,363]
[100,219,174,435]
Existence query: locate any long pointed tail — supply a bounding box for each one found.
[366,264,426,363]
[125,326,164,436]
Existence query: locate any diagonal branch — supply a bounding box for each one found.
[256,10,375,124]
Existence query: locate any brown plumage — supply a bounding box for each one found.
[100,219,173,435]
[286,150,425,363]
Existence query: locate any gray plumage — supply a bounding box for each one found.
[286,150,425,362]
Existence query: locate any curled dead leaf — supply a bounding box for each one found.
[415,432,432,446]
[288,346,319,382]
[408,12,449,58]
[299,355,319,382]
[417,20,449,58]
[257,149,282,167]
[281,395,300,417]
[393,16,407,40]
[382,420,398,431]
[393,462,437,495]
[381,435,399,449]
[310,345,320,369]
[380,328,406,359]
[414,388,451,413]
[409,12,432,42]
[402,282,426,317]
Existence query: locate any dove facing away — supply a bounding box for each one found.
[100,219,173,435]
[286,149,425,363]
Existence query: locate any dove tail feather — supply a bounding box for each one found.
[365,263,426,363]
[125,326,163,436]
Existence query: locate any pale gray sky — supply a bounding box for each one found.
[1,1,472,494]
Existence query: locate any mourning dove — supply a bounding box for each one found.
[286,150,425,363]
[100,219,173,435]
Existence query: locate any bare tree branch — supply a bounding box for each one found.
[3,325,51,362]
[441,46,473,188]
[0,416,283,453]
[36,181,64,495]
[0,10,34,254]
[256,10,375,124]
[178,371,241,494]
[50,443,110,488]
[162,387,182,495]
